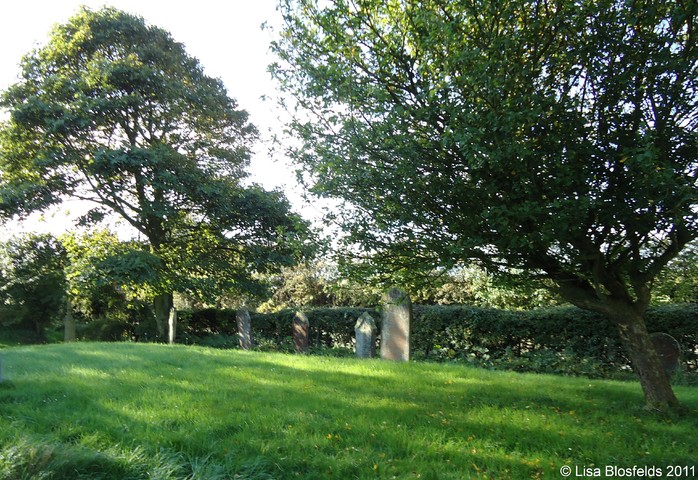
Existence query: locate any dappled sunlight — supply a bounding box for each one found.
[1,343,696,479]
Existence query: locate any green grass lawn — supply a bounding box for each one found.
[0,343,696,479]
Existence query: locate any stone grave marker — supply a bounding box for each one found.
[355,312,377,358]
[236,307,253,350]
[293,311,309,353]
[168,307,177,345]
[650,332,681,376]
[381,288,411,362]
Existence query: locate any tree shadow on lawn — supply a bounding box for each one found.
[1,343,696,479]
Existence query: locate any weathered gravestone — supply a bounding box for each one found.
[236,307,253,350]
[650,332,681,376]
[293,311,309,353]
[355,312,377,358]
[381,288,411,362]
[168,308,177,345]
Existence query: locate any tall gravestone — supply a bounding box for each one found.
[355,312,377,358]
[64,299,76,343]
[167,308,177,345]
[650,332,681,376]
[381,288,411,362]
[293,311,309,353]
[236,307,253,350]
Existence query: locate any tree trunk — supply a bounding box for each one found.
[153,292,173,342]
[608,307,679,411]
[32,319,45,341]
[64,298,76,343]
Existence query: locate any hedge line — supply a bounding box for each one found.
[175,304,697,375]
[410,304,698,376]
[177,307,377,351]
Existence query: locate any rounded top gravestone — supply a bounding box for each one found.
[649,333,681,376]
[355,312,377,358]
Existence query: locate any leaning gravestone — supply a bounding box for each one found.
[381,288,411,362]
[355,312,377,358]
[650,332,681,376]
[236,307,253,350]
[293,311,309,353]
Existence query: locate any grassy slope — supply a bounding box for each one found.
[0,343,696,480]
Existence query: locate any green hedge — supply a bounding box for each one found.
[251,308,379,349]
[176,304,697,375]
[176,307,379,351]
[410,304,697,375]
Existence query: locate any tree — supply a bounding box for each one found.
[0,234,67,338]
[0,7,310,340]
[272,0,697,410]
[653,240,698,303]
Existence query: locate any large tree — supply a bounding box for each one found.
[0,7,309,339]
[272,0,697,409]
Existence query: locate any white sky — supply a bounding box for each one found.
[0,0,323,239]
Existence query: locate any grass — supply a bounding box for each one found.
[0,343,696,479]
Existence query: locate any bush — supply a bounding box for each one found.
[410,304,697,374]
[78,318,132,341]
[173,303,697,378]
[77,300,154,342]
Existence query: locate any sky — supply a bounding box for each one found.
[0,0,320,238]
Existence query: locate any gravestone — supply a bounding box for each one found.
[167,308,177,345]
[650,332,681,376]
[64,299,76,343]
[355,312,377,358]
[236,307,253,350]
[381,288,411,362]
[293,311,309,353]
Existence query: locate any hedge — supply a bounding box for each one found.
[410,304,697,375]
[176,307,379,351]
[173,304,697,375]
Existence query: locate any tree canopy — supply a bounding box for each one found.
[0,7,311,337]
[272,0,697,409]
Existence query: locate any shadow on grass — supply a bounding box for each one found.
[1,343,696,479]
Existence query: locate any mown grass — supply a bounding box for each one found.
[0,343,696,479]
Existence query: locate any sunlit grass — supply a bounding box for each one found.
[0,343,696,479]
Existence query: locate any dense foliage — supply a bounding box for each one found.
[259,262,565,311]
[0,234,67,337]
[272,0,697,409]
[0,7,310,339]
